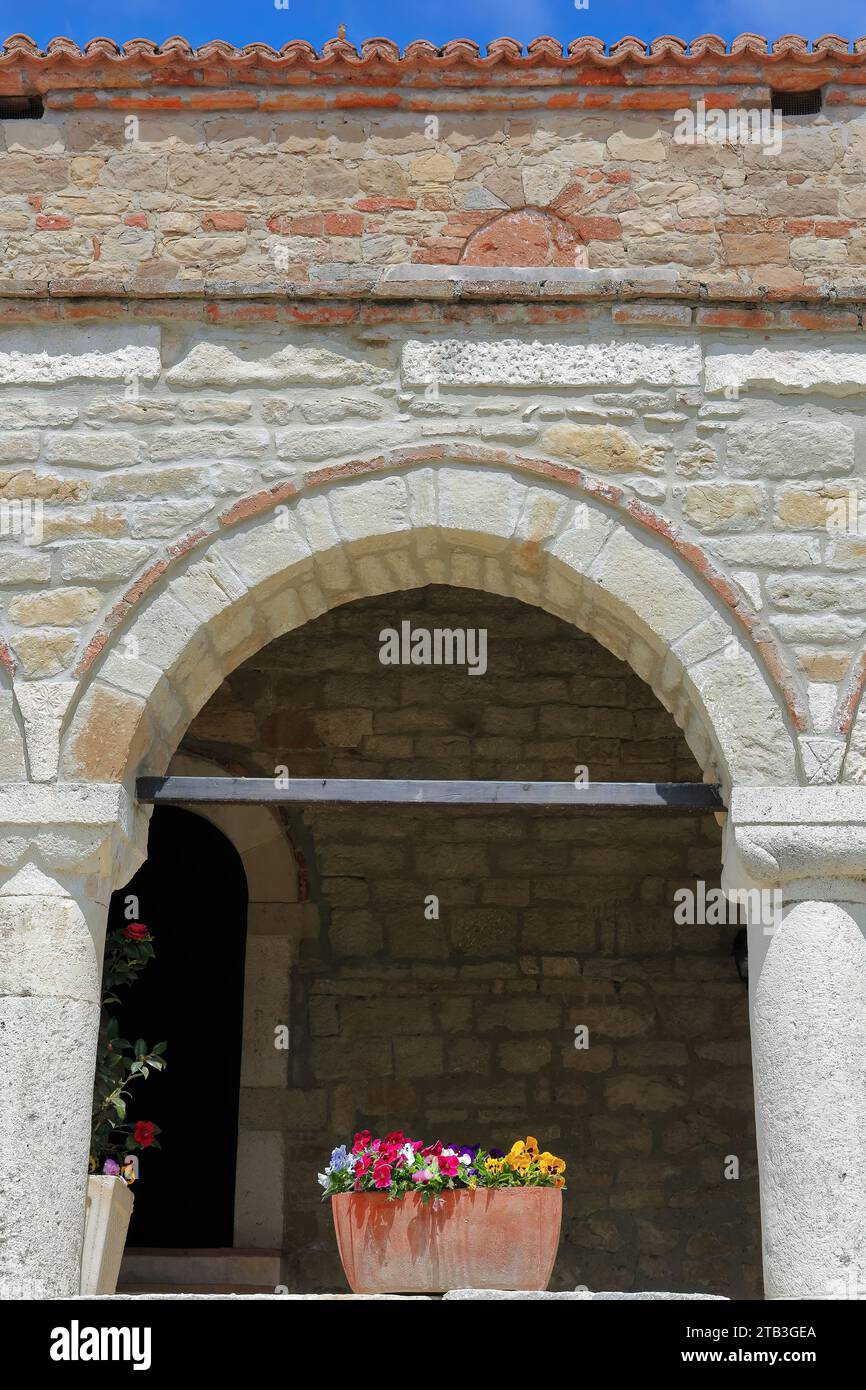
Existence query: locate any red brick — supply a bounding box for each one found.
[323,212,363,236]
[35,215,72,231]
[777,308,859,331]
[814,220,856,238]
[696,307,775,329]
[201,211,247,231]
[267,213,323,235]
[784,219,814,236]
[570,215,622,242]
[354,197,416,212]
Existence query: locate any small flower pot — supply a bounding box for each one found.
[79,1175,135,1295]
[332,1187,562,1294]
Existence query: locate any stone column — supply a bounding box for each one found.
[0,784,148,1298]
[723,788,866,1300]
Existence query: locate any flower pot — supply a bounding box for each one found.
[79,1175,135,1295]
[332,1187,562,1294]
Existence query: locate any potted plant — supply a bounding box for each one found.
[81,922,166,1295]
[320,1132,565,1294]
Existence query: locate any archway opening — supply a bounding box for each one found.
[106,807,248,1249]
[146,583,758,1296]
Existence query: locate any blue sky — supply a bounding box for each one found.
[6,0,866,50]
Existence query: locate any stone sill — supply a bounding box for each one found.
[68,1289,727,1301]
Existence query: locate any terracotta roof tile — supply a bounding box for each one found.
[4,31,866,63]
[3,33,866,103]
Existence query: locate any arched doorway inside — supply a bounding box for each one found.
[106,806,248,1247]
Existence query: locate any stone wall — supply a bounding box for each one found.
[2,315,865,789]
[1,101,865,292]
[184,587,760,1296]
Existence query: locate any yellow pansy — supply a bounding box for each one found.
[540,1152,566,1175]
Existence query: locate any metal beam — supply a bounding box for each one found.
[136,776,725,811]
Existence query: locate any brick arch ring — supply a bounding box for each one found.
[56,455,803,805]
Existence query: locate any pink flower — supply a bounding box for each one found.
[352,1130,371,1153]
[373,1161,392,1189]
[439,1155,459,1177]
[412,1169,432,1183]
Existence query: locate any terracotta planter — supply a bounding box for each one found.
[79,1175,134,1295]
[332,1187,562,1294]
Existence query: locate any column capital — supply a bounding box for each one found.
[0,781,149,896]
[724,785,866,902]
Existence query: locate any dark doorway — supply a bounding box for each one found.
[106,806,248,1247]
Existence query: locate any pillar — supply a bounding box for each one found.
[724,787,866,1299]
[0,784,148,1298]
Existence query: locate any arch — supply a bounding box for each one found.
[59,463,800,800]
[460,209,585,267]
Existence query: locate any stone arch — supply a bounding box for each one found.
[59,465,800,805]
[460,209,586,267]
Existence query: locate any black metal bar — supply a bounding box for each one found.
[136,776,725,811]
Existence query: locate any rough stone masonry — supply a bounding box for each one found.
[0,33,865,1301]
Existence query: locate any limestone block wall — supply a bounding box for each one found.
[1,313,866,789]
[1,61,866,292]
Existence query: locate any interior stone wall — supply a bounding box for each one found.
[184,584,761,1296]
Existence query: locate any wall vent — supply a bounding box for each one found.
[771,89,823,116]
[0,96,44,120]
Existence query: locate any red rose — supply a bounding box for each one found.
[123,923,149,942]
[133,1120,155,1148]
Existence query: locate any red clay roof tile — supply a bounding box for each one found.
[3,33,866,102]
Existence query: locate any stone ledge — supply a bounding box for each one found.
[60,1288,728,1300]
[0,268,865,315]
[443,1289,729,1299]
